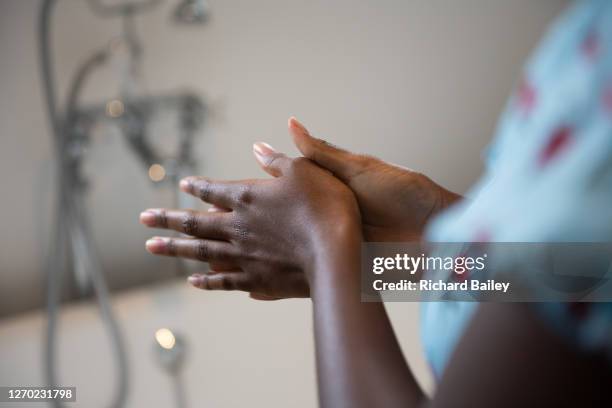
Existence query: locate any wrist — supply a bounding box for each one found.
[306,214,363,283]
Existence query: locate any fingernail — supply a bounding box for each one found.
[289,117,308,134]
[139,210,157,227]
[179,178,192,192]
[187,274,203,287]
[253,142,276,157]
[145,237,167,253]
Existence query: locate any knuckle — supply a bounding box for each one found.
[181,211,199,236]
[166,238,177,256]
[156,209,168,228]
[221,275,234,290]
[234,184,254,206]
[202,275,211,290]
[264,153,282,169]
[197,179,212,201]
[231,217,249,240]
[196,240,210,261]
[318,138,333,148]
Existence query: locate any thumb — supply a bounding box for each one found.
[252,142,292,177]
[288,117,368,183]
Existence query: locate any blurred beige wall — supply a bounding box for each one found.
[0,0,568,406]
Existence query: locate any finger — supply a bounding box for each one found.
[145,236,239,262]
[139,208,230,239]
[249,293,281,301]
[288,116,371,183]
[187,272,253,291]
[252,142,293,177]
[179,176,247,208]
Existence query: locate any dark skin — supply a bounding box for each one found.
[140,118,611,407]
[151,118,461,300]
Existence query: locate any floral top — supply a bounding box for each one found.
[422,0,612,379]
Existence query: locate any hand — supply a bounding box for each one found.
[259,118,461,242]
[243,119,461,300]
[205,205,285,300]
[140,144,360,298]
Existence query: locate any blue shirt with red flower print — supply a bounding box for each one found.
[422,0,612,379]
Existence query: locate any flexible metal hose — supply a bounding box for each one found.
[39,1,130,406]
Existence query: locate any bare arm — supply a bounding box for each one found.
[310,237,425,408]
[309,233,611,408]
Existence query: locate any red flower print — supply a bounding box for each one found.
[581,31,600,61]
[516,78,537,114]
[474,229,491,243]
[538,126,574,167]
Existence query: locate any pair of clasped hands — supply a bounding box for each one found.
[139,118,460,300]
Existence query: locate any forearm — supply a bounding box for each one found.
[309,231,426,408]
